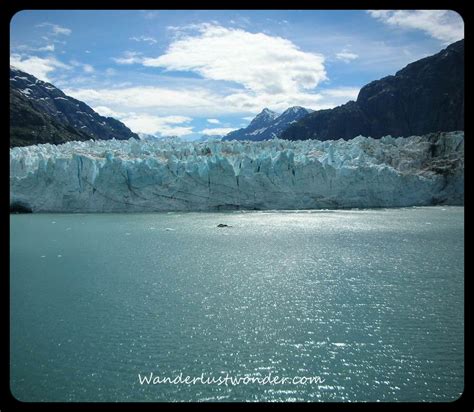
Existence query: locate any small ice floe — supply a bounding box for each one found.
[51,221,56,224]
[65,227,71,231]
[332,343,347,347]
[125,232,131,236]
[165,228,175,231]
[149,227,156,230]
[40,255,46,258]
[57,254,62,258]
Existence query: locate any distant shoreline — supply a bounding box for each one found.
[9,205,465,215]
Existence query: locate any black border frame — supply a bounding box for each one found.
[2,1,470,411]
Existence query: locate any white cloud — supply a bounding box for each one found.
[321,87,360,100]
[220,89,326,113]
[118,114,193,136]
[83,64,94,73]
[113,51,143,65]
[64,22,367,126]
[130,36,158,45]
[36,22,72,36]
[64,83,354,118]
[142,23,327,95]
[38,44,55,52]
[64,86,220,114]
[335,50,359,63]
[89,23,363,122]
[69,59,95,74]
[126,23,333,116]
[93,106,124,118]
[64,83,361,138]
[105,68,117,76]
[92,104,194,135]
[12,43,55,53]
[199,127,236,136]
[10,54,70,82]
[367,10,464,44]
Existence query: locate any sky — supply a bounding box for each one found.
[10,10,464,139]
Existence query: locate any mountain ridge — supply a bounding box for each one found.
[10,67,139,147]
[281,39,464,141]
[223,106,312,141]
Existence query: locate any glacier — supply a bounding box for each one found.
[10,132,464,212]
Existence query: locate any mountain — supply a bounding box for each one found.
[10,67,139,147]
[223,108,278,141]
[223,106,312,141]
[281,39,464,141]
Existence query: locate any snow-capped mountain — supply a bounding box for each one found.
[10,66,138,147]
[223,106,312,141]
[10,131,464,212]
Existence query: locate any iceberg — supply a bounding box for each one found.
[10,132,464,212]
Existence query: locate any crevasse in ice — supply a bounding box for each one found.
[10,132,464,212]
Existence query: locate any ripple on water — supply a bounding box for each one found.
[9,207,464,402]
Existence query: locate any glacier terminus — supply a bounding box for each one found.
[10,131,464,213]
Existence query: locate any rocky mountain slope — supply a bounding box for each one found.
[281,39,464,141]
[10,67,138,147]
[223,106,312,141]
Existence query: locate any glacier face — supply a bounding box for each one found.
[10,132,464,212]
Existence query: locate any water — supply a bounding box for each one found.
[10,207,464,402]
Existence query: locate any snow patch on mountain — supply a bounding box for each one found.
[223,106,313,141]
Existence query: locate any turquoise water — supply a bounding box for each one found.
[10,207,464,402]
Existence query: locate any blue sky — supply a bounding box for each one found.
[10,10,464,139]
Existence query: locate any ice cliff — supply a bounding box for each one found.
[10,132,464,212]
